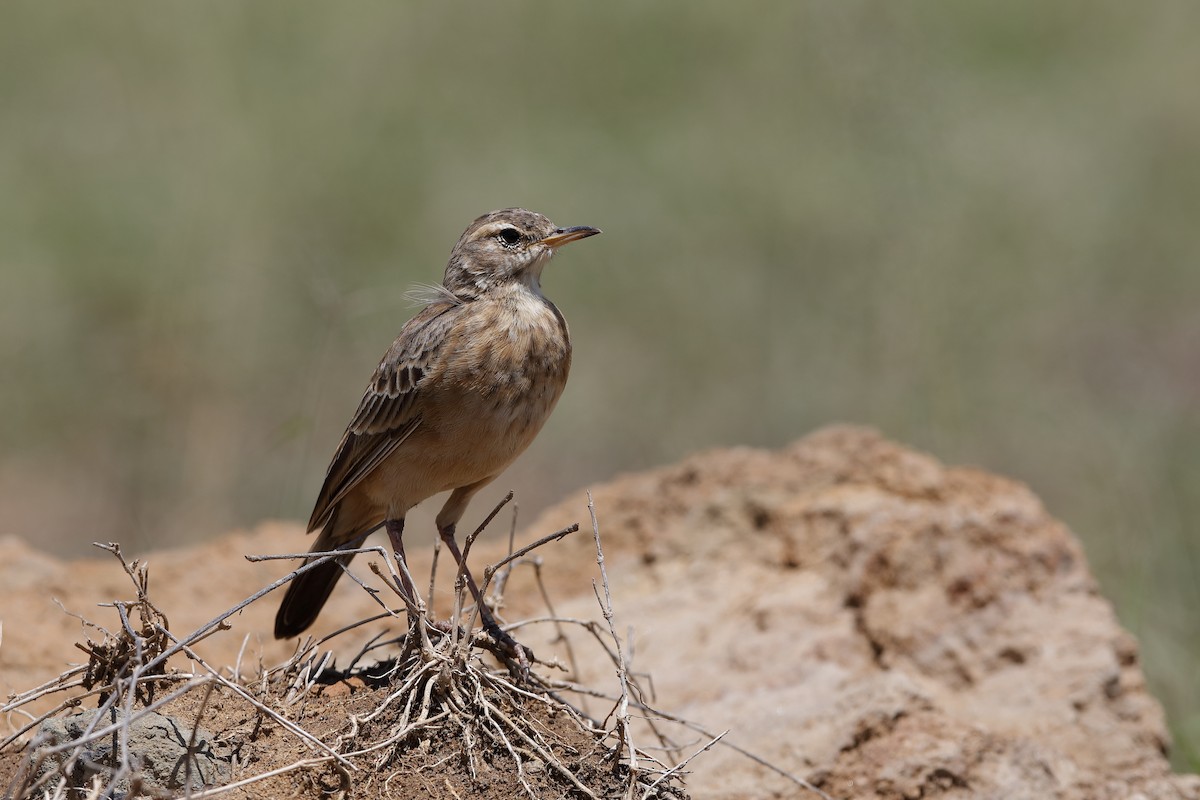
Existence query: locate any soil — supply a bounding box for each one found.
[2,426,1198,799]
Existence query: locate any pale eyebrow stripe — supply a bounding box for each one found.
[474,222,519,240]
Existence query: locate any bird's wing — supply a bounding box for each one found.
[307,301,463,532]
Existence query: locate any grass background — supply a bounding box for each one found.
[0,1,1196,769]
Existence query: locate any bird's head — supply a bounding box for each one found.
[442,208,600,298]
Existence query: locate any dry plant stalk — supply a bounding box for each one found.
[239,493,687,800]
[2,496,829,800]
[2,543,214,799]
[1,501,692,800]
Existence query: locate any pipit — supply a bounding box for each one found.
[274,208,600,646]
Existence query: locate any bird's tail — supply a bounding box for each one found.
[273,517,358,639]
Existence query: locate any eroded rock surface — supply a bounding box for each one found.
[519,427,1200,799]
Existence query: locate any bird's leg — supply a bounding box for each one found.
[439,523,532,662]
[437,523,492,624]
[384,518,420,621]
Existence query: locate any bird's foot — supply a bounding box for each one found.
[480,614,534,676]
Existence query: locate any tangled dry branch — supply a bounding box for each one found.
[1,501,696,799]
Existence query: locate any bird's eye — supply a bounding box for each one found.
[497,227,521,247]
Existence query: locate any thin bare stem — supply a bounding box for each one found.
[587,492,637,791]
[640,730,727,799]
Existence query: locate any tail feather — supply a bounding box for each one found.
[274,521,358,639]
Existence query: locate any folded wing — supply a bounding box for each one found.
[307,300,464,532]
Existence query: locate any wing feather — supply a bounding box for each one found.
[307,301,462,532]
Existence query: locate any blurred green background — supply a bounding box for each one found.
[0,1,1196,768]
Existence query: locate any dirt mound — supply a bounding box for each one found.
[2,426,1198,798]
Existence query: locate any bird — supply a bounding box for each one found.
[274,208,600,642]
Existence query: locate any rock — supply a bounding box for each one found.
[518,426,1200,799]
[25,709,230,798]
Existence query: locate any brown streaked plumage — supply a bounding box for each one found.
[274,209,600,641]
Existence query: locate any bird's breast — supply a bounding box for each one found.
[433,292,571,446]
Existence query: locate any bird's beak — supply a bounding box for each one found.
[541,226,602,249]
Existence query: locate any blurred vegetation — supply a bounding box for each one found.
[0,0,1196,769]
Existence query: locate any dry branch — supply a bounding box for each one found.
[2,500,708,800]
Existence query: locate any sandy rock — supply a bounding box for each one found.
[514,426,1199,799]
